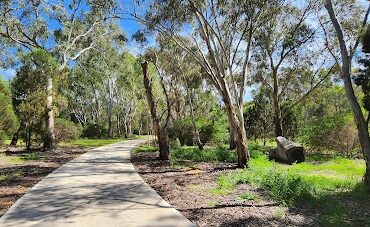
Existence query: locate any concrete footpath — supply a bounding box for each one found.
[0,139,195,227]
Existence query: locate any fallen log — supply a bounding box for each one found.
[269,136,305,164]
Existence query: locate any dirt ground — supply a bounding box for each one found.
[0,146,89,217]
[131,151,316,227]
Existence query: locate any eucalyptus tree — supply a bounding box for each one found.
[141,60,170,160]
[126,0,280,167]
[153,36,205,149]
[322,0,370,187]
[0,77,18,145]
[254,1,318,137]
[11,50,59,148]
[0,0,115,149]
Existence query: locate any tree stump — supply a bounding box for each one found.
[269,136,305,164]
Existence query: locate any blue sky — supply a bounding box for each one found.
[0,1,256,100]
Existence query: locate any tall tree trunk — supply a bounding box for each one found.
[229,120,237,150]
[224,94,249,168]
[325,0,370,187]
[108,115,113,138]
[272,70,283,137]
[44,77,56,150]
[10,126,21,146]
[186,85,203,150]
[125,118,133,138]
[141,61,169,160]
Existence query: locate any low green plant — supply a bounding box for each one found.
[248,143,265,158]
[171,147,236,163]
[22,153,40,161]
[239,192,260,201]
[274,208,286,219]
[0,170,23,184]
[260,170,315,206]
[133,145,158,153]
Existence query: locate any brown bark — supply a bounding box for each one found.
[228,120,237,150]
[10,126,21,146]
[325,0,370,188]
[224,95,249,168]
[186,85,203,150]
[44,77,56,150]
[141,61,169,160]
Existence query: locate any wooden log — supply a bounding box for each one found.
[269,136,305,164]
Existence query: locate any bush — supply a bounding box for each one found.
[54,118,82,142]
[168,115,229,147]
[171,147,237,163]
[299,114,360,157]
[248,143,265,159]
[168,118,194,146]
[0,78,18,146]
[82,124,108,138]
[260,170,315,206]
[169,138,181,148]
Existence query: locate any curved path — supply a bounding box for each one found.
[0,139,194,227]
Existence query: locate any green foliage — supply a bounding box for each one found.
[0,77,18,145]
[214,146,365,207]
[239,192,260,201]
[22,153,40,161]
[168,118,194,146]
[260,170,315,206]
[168,103,228,147]
[11,49,60,147]
[171,147,237,163]
[133,144,158,153]
[0,171,23,184]
[82,124,108,138]
[248,142,265,159]
[299,113,360,156]
[54,118,82,143]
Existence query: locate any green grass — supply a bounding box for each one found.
[214,153,368,226]
[0,170,23,184]
[239,192,260,201]
[171,146,237,163]
[3,139,25,146]
[134,141,369,225]
[21,153,40,161]
[0,153,25,165]
[60,138,124,148]
[132,144,158,153]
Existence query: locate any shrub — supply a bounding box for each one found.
[260,170,315,206]
[171,147,236,163]
[0,78,18,146]
[54,118,82,142]
[323,124,360,157]
[299,114,360,157]
[169,138,181,148]
[82,124,108,138]
[168,118,194,146]
[168,115,229,147]
[248,143,265,159]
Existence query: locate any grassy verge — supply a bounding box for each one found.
[215,153,368,226]
[60,138,125,148]
[134,142,369,225]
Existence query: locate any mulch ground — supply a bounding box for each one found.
[0,146,89,217]
[131,151,315,227]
